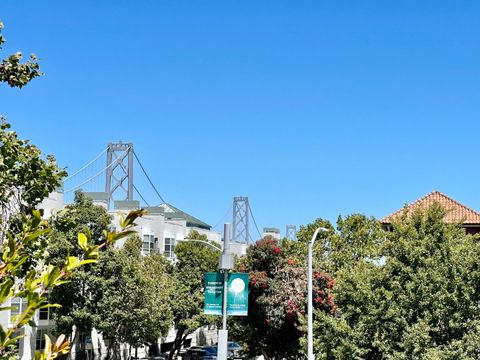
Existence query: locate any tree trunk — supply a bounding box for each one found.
[69,328,77,360]
[106,343,111,360]
[261,349,270,360]
[167,327,185,360]
[174,333,189,359]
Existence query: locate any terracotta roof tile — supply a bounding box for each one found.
[381,191,480,224]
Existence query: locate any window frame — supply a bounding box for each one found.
[164,236,176,258]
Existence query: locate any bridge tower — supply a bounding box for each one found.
[105,142,134,209]
[285,225,297,241]
[232,196,249,243]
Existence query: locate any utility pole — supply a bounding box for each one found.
[218,223,233,360]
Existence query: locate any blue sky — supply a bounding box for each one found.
[1,1,480,237]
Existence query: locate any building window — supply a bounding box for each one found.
[39,307,50,321]
[164,237,176,258]
[36,329,47,350]
[10,298,27,322]
[142,234,156,255]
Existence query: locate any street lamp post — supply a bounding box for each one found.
[307,227,329,360]
[218,223,233,360]
[181,227,232,360]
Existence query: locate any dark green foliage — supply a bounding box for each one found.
[0,120,66,218]
[315,204,480,359]
[47,195,173,354]
[47,192,112,335]
[91,236,173,354]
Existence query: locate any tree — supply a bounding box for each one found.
[166,231,219,360]
[0,187,143,359]
[46,191,113,338]
[138,250,174,352]
[47,196,174,358]
[0,21,41,88]
[0,21,55,234]
[292,215,382,275]
[0,21,51,231]
[0,120,66,238]
[0,22,144,360]
[91,236,173,359]
[232,236,336,360]
[314,204,480,359]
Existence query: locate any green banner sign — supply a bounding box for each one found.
[204,272,224,315]
[226,272,249,316]
[204,272,249,316]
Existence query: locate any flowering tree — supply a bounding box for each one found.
[232,237,336,359]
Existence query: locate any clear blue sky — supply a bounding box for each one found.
[2,1,480,237]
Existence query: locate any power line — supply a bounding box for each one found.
[63,148,107,182]
[133,150,166,204]
[248,202,263,240]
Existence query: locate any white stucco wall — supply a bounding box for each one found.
[37,190,65,218]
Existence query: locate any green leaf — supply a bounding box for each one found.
[78,233,88,251]
[0,279,14,304]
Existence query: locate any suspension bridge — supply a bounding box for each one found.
[62,142,296,243]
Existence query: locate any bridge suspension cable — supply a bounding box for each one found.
[213,206,232,231]
[133,150,166,204]
[248,202,263,240]
[63,148,108,182]
[133,184,151,207]
[64,149,127,194]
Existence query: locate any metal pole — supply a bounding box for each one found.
[307,238,314,360]
[222,223,230,331]
[218,223,232,360]
[222,269,228,330]
[308,227,328,360]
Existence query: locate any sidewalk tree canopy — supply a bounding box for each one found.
[314,205,480,359]
[90,236,174,358]
[47,192,114,336]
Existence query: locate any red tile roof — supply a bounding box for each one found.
[381,191,480,224]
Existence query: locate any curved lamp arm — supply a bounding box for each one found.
[309,227,329,245]
[180,238,222,252]
[307,226,329,360]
